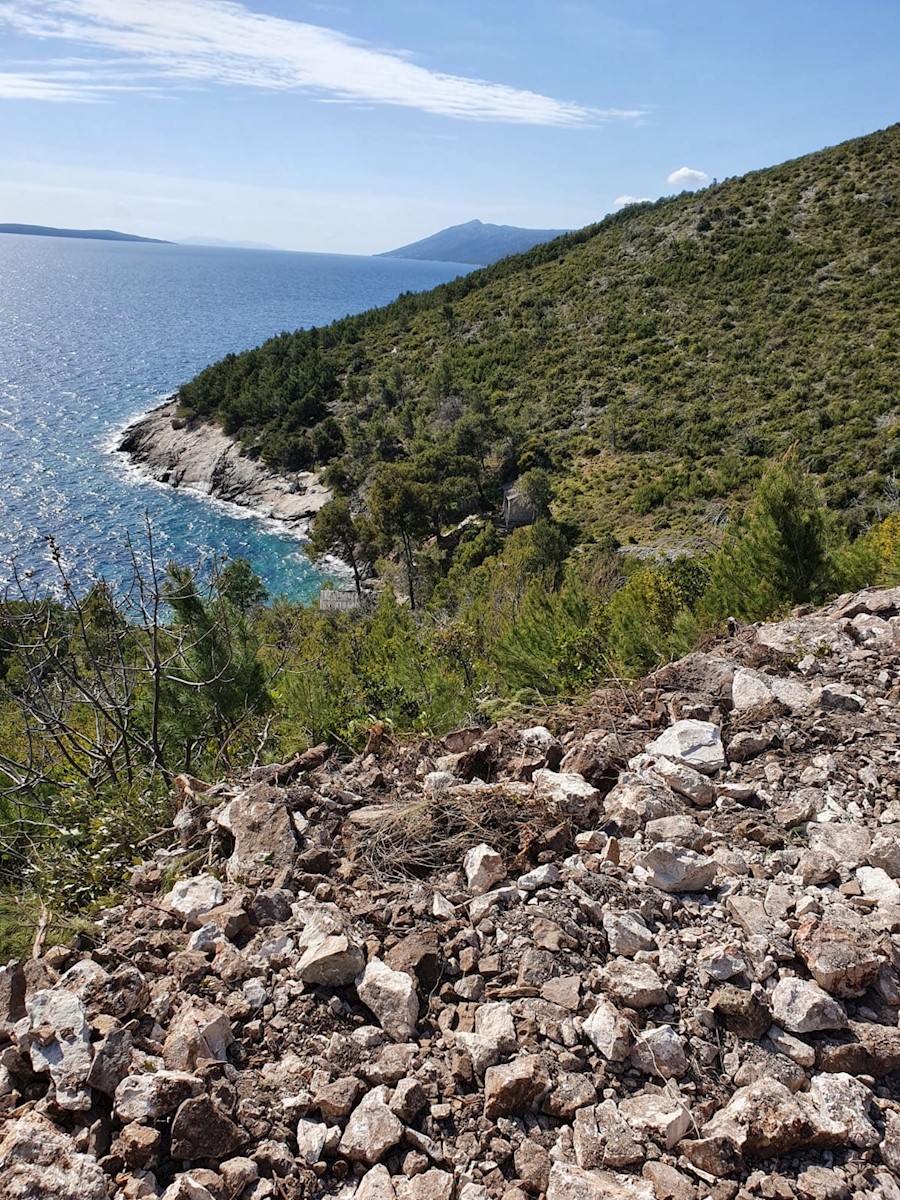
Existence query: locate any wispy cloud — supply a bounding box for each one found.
[667,166,709,188]
[0,0,644,126]
[614,194,651,207]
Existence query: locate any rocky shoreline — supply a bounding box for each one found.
[5,587,900,1198]
[118,400,331,533]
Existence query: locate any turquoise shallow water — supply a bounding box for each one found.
[0,234,468,600]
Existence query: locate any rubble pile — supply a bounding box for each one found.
[4,587,900,1200]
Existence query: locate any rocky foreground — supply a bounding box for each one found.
[5,588,900,1200]
[118,401,331,529]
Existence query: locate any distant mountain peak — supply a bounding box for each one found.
[378,219,569,266]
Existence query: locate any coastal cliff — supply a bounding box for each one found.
[118,400,330,531]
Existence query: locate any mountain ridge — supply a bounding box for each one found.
[378,217,570,265]
[0,223,170,244]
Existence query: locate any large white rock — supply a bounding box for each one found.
[574,1102,642,1169]
[732,667,812,713]
[619,1092,693,1150]
[356,1164,398,1200]
[161,1178,217,1200]
[602,910,655,957]
[114,1071,203,1123]
[532,769,601,814]
[463,843,506,895]
[338,1086,403,1163]
[630,753,714,807]
[633,842,718,892]
[604,775,677,833]
[603,961,667,1008]
[474,1001,517,1051]
[162,874,224,925]
[0,1112,109,1200]
[629,1024,689,1079]
[856,866,900,906]
[163,999,233,1072]
[452,1030,503,1077]
[582,997,633,1061]
[771,977,847,1033]
[295,906,366,986]
[356,958,418,1042]
[643,720,725,775]
[701,1072,876,1158]
[295,1118,328,1166]
[547,1163,654,1200]
[808,1073,879,1149]
[20,988,92,1110]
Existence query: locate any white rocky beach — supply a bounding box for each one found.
[119,401,331,533]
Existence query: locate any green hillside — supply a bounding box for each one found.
[180,124,900,549]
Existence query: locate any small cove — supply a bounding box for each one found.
[0,234,469,600]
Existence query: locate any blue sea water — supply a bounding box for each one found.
[0,234,469,601]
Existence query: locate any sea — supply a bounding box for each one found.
[0,234,470,602]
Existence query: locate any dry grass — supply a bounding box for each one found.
[345,785,548,881]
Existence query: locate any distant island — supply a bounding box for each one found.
[378,218,569,266]
[0,223,170,244]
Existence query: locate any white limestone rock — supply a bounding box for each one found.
[732,667,812,713]
[114,1071,203,1123]
[533,769,601,814]
[619,1092,693,1150]
[295,907,366,986]
[338,1087,404,1164]
[162,874,224,926]
[633,842,718,893]
[356,958,419,1042]
[602,910,656,957]
[547,1163,654,1200]
[629,1024,689,1079]
[295,1118,328,1166]
[0,1112,109,1200]
[603,961,667,1008]
[463,843,506,895]
[20,988,92,1110]
[582,996,633,1061]
[643,720,725,775]
[771,977,847,1034]
[856,865,900,906]
[163,998,233,1072]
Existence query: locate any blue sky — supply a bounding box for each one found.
[0,1,897,252]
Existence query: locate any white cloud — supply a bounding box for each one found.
[0,0,645,126]
[613,194,651,207]
[0,62,160,101]
[666,166,709,188]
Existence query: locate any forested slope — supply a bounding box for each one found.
[179,124,900,545]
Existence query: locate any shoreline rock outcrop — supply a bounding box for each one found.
[118,400,331,532]
[4,586,900,1199]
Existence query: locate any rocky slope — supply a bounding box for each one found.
[119,401,331,530]
[5,587,900,1200]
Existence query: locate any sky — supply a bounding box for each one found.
[0,1,898,254]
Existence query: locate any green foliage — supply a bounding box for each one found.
[605,556,712,674]
[517,468,554,520]
[308,497,371,594]
[491,580,607,697]
[702,454,838,621]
